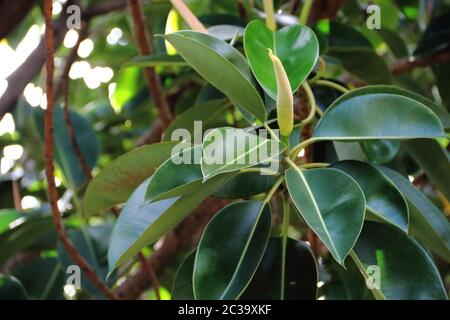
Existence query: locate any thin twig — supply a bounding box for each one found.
[43,0,118,300]
[127,0,173,129]
[12,180,22,211]
[390,50,450,75]
[169,0,207,32]
[138,253,161,300]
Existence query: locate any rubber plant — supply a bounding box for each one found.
[80,2,450,300]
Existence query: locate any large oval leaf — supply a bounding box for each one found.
[193,201,271,300]
[108,172,235,272]
[201,127,285,180]
[402,139,450,201]
[335,85,450,132]
[313,93,445,140]
[285,167,365,265]
[0,274,27,300]
[331,160,408,232]
[351,221,447,300]
[244,20,319,99]
[84,142,179,215]
[377,166,450,262]
[164,31,266,122]
[213,172,277,199]
[241,237,317,300]
[145,146,203,202]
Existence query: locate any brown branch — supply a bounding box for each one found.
[138,253,161,300]
[127,0,173,129]
[135,120,163,147]
[390,50,450,75]
[116,198,229,299]
[43,0,118,300]
[308,0,346,25]
[12,179,22,211]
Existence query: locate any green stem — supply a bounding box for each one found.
[240,168,280,175]
[313,79,350,94]
[289,137,320,160]
[294,81,317,128]
[349,250,386,300]
[280,193,290,300]
[263,175,285,204]
[300,162,330,169]
[263,122,282,144]
[299,0,314,25]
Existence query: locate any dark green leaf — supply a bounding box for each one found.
[194,201,271,300]
[108,172,236,272]
[172,251,196,300]
[213,172,277,199]
[164,31,266,121]
[286,167,365,264]
[0,274,27,300]
[361,140,400,165]
[313,93,445,141]
[241,237,317,300]
[331,160,408,232]
[377,166,450,262]
[351,221,447,300]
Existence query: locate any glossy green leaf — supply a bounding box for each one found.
[213,172,277,199]
[146,146,203,202]
[163,99,229,141]
[34,107,100,188]
[172,251,196,300]
[244,20,319,99]
[322,254,371,300]
[361,140,400,165]
[0,274,27,300]
[377,166,450,262]
[333,85,450,132]
[286,167,365,264]
[331,161,408,232]
[351,221,447,300]
[313,92,445,141]
[84,142,179,214]
[13,257,64,300]
[241,237,317,300]
[201,127,285,180]
[402,139,450,200]
[164,31,266,121]
[124,54,187,68]
[194,201,271,300]
[108,172,235,272]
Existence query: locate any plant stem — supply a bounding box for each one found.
[263,0,277,31]
[263,122,282,143]
[289,137,319,160]
[299,0,314,25]
[300,162,329,169]
[240,168,280,176]
[280,193,290,300]
[43,0,118,300]
[169,0,207,33]
[294,81,317,128]
[313,79,350,94]
[264,176,285,204]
